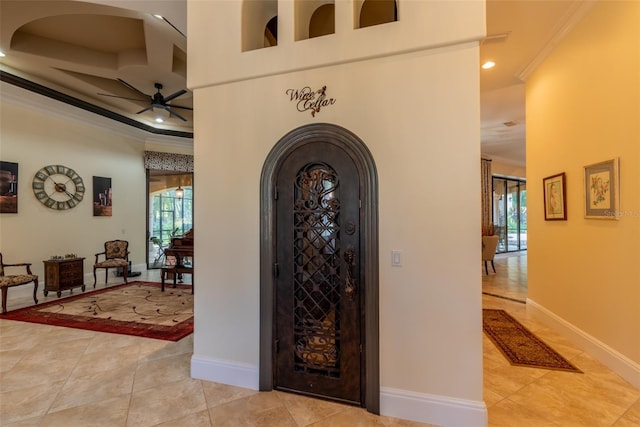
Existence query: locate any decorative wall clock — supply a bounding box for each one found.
[32,165,85,210]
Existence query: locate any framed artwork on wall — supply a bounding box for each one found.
[93,176,112,217]
[543,172,567,220]
[0,161,18,214]
[584,158,619,220]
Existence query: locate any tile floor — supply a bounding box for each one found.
[1,255,639,426]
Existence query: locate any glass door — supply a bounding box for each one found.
[492,177,526,253]
[147,171,193,268]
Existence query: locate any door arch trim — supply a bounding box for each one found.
[259,123,379,413]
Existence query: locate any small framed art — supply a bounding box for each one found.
[0,161,18,214]
[584,158,619,220]
[543,172,567,220]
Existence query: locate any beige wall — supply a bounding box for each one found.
[189,1,486,424]
[527,0,640,378]
[491,159,525,179]
[0,86,192,282]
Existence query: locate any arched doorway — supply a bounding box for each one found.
[259,123,380,413]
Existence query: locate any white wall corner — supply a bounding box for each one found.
[527,298,640,389]
[380,387,488,427]
[191,355,259,391]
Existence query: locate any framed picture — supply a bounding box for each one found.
[543,172,567,220]
[584,158,619,220]
[93,176,112,217]
[0,161,18,214]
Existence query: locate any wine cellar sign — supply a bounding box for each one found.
[286,86,336,117]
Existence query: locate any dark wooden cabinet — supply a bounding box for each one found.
[43,258,86,297]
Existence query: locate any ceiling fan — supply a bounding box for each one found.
[98,79,192,121]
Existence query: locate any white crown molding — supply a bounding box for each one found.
[481,153,526,168]
[517,0,599,81]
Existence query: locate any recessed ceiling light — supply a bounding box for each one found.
[481,61,495,70]
[153,14,164,20]
[0,51,5,57]
[155,117,164,123]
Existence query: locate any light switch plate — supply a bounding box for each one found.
[391,250,402,266]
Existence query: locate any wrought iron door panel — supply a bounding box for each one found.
[275,141,361,404]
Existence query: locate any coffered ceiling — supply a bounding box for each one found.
[1,0,593,160]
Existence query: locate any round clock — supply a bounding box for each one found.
[32,165,85,210]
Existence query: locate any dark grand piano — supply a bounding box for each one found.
[161,228,194,293]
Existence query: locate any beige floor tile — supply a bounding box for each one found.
[0,380,65,425]
[71,343,140,378]
[487,398,560,427]
[49,364,136,412]
[127,377,207,427]
[132,352,192,392]
[153,409,212,427]
[0,356,77,393]
[276,390,347,425]
[1,415,45,426]
[311,405,433,426]
[201,381,258,408]
[620,398,640,424]
[507,371,636,427]
[613,417,640,427]
[207,392,297,427]
[40,395,129,427]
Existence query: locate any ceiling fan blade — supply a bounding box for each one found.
[97,93,149,102]
[136,106,153,114]
[165,107,187,122]
[165,104,193,111]
[162,89,187,102]
[117,78,151,98]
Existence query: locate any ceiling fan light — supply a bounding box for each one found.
[153,14,164,20]
[0,51,5,57]
[482,61,496,70]
[155,117,164,123]
[175,186,184,199]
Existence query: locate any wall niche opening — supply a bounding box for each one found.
[355,0,398,29]
[242,0,278,51]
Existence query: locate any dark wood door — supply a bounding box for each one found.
[274,141,362,404]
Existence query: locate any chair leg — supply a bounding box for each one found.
[123,264,128,284]
[484,261,488,275]
[93,268,98,288]
[491,260,496,273]
[33,279,39,305]
[1,287,7,314]
[105,268,109,284]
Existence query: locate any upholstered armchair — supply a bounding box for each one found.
[482,235,500,275]
[0,252,38,314]
[93,240,129,287]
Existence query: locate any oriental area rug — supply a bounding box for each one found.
[2,281,193,341]
[483,309,582,373]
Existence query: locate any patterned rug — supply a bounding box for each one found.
[483,309,582,373]
[1,281,193,341]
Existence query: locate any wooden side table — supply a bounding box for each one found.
[43,258,86,297]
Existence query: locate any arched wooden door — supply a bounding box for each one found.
[274,141,362,403]
[260,123,379,413]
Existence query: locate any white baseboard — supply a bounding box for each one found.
[527,298,640,389]
[190,356,488,426]
[380,387,487,427]
[191,355,259,390]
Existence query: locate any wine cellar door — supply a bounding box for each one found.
[274,141,362,404]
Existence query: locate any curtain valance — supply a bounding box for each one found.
[144,151,193,172]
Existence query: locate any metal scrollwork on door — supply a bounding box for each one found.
[292,162,341,377]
